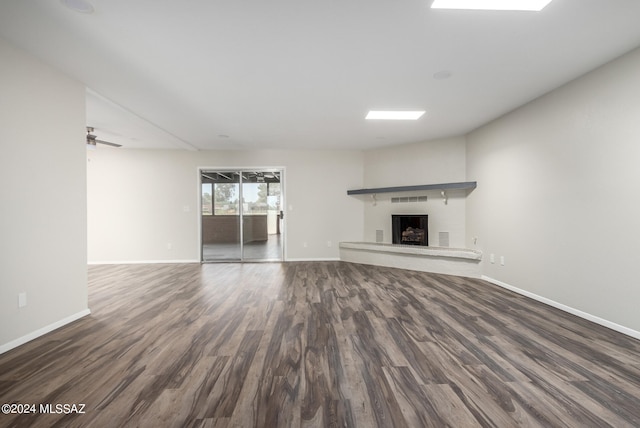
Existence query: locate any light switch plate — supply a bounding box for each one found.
[18,292,27,308]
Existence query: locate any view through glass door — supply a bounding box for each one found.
[201,169,283,262]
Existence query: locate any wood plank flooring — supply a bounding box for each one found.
[1,261,640,427]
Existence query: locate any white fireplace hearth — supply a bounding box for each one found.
[339,242,482,278]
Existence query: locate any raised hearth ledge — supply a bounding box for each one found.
[339,242,483,278]
[339,242,481,260]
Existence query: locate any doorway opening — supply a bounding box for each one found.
[200,169,284,262]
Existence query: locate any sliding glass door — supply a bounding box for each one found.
[201,169,283,262]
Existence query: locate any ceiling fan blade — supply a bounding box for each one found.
[95,139,122,148]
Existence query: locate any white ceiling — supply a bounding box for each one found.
[1,0,640,150]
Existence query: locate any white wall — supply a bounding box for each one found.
[87,149,364,262]
[362,137,468,248]
[0,38,88,351]
[466,46,640,333]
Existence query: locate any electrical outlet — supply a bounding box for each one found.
[327,241,332,247]
[303,242,308,248]
[490,253,495,264]
[500,256,505,266]
[18,292,27,308]
[167,242,173,250]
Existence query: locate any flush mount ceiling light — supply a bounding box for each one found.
[366,111,426,120]
[431,0,553,11]
[60,0,94,14]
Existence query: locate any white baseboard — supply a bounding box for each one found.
[90,258,343,264]
[482,276,640,341]
[88,259,200,265]
[90,259,345,264]
[0,309,91,355]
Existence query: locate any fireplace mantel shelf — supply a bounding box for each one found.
[346,181,476,195]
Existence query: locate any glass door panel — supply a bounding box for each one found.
[242,171,283,261]
[201,171,241,261]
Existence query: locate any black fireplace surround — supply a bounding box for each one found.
[392,214,428,246]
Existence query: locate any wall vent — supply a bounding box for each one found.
[391,196,427,203]
[375,230,383,243]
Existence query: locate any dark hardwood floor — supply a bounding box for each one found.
[1,262,640,427]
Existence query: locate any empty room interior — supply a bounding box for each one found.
[2,0,640,426]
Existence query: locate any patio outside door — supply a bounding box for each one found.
[200,169,283,262]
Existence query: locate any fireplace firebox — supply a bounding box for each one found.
[392,214,428,246]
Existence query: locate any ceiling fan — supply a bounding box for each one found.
[86,126,122,148]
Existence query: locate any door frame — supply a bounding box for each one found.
[197,166,286,262]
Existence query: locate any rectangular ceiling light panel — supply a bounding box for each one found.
[366,111,426,120]
[431,0,553,11]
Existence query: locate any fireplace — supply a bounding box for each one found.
[392,214,428,246]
